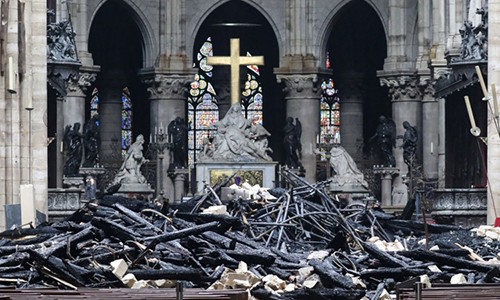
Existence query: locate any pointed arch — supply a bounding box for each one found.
[88,0,158,67]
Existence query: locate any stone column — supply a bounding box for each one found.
[99,70,125,167]
[59,71,96,187]
[487,0,500,224]
[438,97,446,188]
[380,76,422,174]
[420,81,439,180]
[380,76,422,206]
[142,73,191,202]
[336,72,364,158]
[276,74,322,183]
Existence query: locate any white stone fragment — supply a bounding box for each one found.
[296,266,314,284]
[307,250,330,260]
[121,273,137,288]
[429,245,440,251]
[110,259,128,279]
[262,274,286,291]
[420,275,432,288]
[450,273,467,284]
[131,279,148,289]
[201,205,228,215]
[428,265,442,273]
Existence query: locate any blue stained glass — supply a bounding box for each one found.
[320,79,340,142]
[122,95,132,110]
[121,87,133,154]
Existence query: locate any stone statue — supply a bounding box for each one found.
[459,20,481,60]
[112,134,148,185]
[199,104,272,162]
[168,117,188,168]
[283,117,302,168]
[63,122,83,176]
[82,115,100,168]
[328,145,368,189]
[370,115,396,167]
[85,175,97,201]
[47,20,77,61]
[398,121,418,169]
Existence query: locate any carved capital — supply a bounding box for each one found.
[380,76,421,102]
[418,78,436,97]
[67,72,96,97]
[143,74,190,99]
[276,74,321,96]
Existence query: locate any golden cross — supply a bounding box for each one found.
[207,38,264,105]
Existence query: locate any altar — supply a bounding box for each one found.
[195,161,277,193]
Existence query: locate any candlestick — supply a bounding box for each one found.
[475,65,489,100]
[464,96,477,129]
[430,142,433,154]
[492,84,499,118]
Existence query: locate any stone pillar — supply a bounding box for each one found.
[380,76,422,206]
[64,72,96,129]
[276,74,322,183]
[336,72,364,158]
[438,97,446,188]
[99,70,124,166]
[380,76,422,175]
[142,73,191,202]
[173,170,189,202]
[421,81,439,180]
[487,0,500,224]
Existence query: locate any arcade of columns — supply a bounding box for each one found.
[55,0,442,204]
[5,0,500,229]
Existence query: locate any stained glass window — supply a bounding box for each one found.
[90,87,99,120]
[241,52,263,125]
[121,87,133,158]
[188,37,219,166]
[320,79,340,144]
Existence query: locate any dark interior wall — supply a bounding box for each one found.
[326,0,388,157]
[194,1,283,162]
[445,85,487,188]
[87,0,149,139]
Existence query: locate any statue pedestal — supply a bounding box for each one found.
[169,168,189,203]
[373,166,399,208]
[63,176,84,189]
[116,183,154,199]
[79,167,106,201]
[195,161,277,193]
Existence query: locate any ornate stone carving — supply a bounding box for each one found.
[199,104,273,162]
[418,78,436,97]
[453,5,488,62]
[48,191,81,211]
[380,76,421,101]
[47,20,78,62]
[276,74,321,95]
[67,72,97,96]
[143,75,190,99]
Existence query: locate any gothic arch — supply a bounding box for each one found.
[317,0,388,66]
[88,0,158,67]
[189,0,283,61]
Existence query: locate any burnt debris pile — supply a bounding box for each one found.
[1,173,500,299]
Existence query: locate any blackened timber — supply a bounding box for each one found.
[360,267,428,280]
[113,203,163,234]
[361,242,409,268]
[98,195,157,212]
[399,249,494,273]
[42,225,95,258]
[29,250,85,287]
[91,217,140,242]
[144,221,220,244]
[309,258,354,289]
[222,249,276,266]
